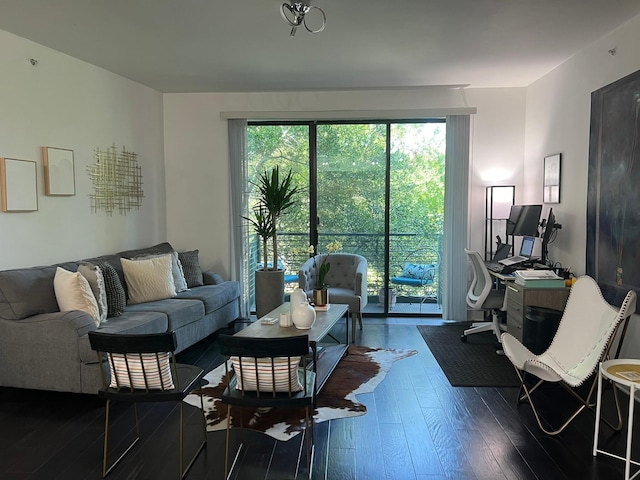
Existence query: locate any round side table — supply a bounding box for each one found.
[593,359,640,480]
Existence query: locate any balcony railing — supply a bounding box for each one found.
[249,232,443,305]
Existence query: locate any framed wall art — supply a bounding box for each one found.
[543,153,561,204]
[0,157,38,212]
[43,146,75,196]
[587,67,640,311]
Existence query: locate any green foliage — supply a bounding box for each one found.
[242,206,274,271]
[246,122,446,287]
[249,166,300,270]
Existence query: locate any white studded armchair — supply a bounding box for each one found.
[298,253,368,342]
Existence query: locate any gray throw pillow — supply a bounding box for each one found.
[95,261,126,317]
[77,262,108,324]
[178,250,204,288]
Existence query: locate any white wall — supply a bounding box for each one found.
[0,30,165,269]
[163,87,527,279]
[524,14,640,274]
[524,15,640,357]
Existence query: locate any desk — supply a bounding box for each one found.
[490,271,570,344]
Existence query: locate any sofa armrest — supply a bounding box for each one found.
[203,270,224,285]
[298,257,316,291]
[0,310,97,391]
[354,259,368,297]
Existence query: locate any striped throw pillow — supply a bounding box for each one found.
[108,352,175,390]
[231,356,303,393]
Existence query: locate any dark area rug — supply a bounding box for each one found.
[417,324,520,387]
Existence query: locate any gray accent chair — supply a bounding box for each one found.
[298,253,368,342]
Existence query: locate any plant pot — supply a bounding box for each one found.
[313,288,329,307]
[378,287,397,308]
[255,269,285,319]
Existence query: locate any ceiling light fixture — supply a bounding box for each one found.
[281,0,326,37]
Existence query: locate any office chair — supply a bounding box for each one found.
[502,276,636,435]
[218,334,315,479]
[462,249,508,348]
[88,331,207,479]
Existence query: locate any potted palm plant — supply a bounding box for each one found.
[245,166,299,318]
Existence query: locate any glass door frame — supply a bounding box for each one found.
[248,119,444,317]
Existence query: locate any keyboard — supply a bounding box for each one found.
[499,255,527,266]
[485,262,505,273]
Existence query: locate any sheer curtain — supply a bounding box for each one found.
[228,119,250,319]
[442,115,470,321]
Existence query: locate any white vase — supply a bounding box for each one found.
[290,287,307,311]
[292,301,316,329]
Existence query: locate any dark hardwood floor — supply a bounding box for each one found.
[1,317,638,479]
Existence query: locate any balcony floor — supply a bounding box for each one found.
[364,299,442,316]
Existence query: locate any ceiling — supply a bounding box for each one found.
[1,0,639,93]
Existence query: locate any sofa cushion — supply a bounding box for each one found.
[118,242,174,261]
[54,267,101,325]
[178,250,204,288]
[77,263,108,324]
[125,298,205,331]
[95,261,126,317]
[80,311,169,363]
[175,282,239,315]
[0,262,78,321]
[121,255,176,304]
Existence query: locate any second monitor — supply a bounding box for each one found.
[506,204,542,237]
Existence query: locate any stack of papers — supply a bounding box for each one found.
[514,270,566,287]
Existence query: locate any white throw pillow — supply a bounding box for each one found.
[53,267,101,325]
[108,352,175,390]
[231,356,303,392]
[77,262,108,324]
[121,254,176,304]
[131,251,188,292]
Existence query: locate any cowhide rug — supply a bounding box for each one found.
[184,345,417,441]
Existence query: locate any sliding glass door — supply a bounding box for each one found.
[247,120,445,315]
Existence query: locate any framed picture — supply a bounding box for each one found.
[587,68,640,312]
[0,157,38,212]
[43,147,75,196]
[543,153,561,204]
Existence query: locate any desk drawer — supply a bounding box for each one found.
[506,283,524,341]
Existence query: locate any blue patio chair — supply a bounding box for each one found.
[390,248,440,311]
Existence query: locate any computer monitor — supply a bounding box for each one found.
[541,208,557,264]
[506,205,523,235]
[519,236,535,258]
[509,204,542,237]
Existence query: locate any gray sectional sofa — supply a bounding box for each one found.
[0,242,240,394]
